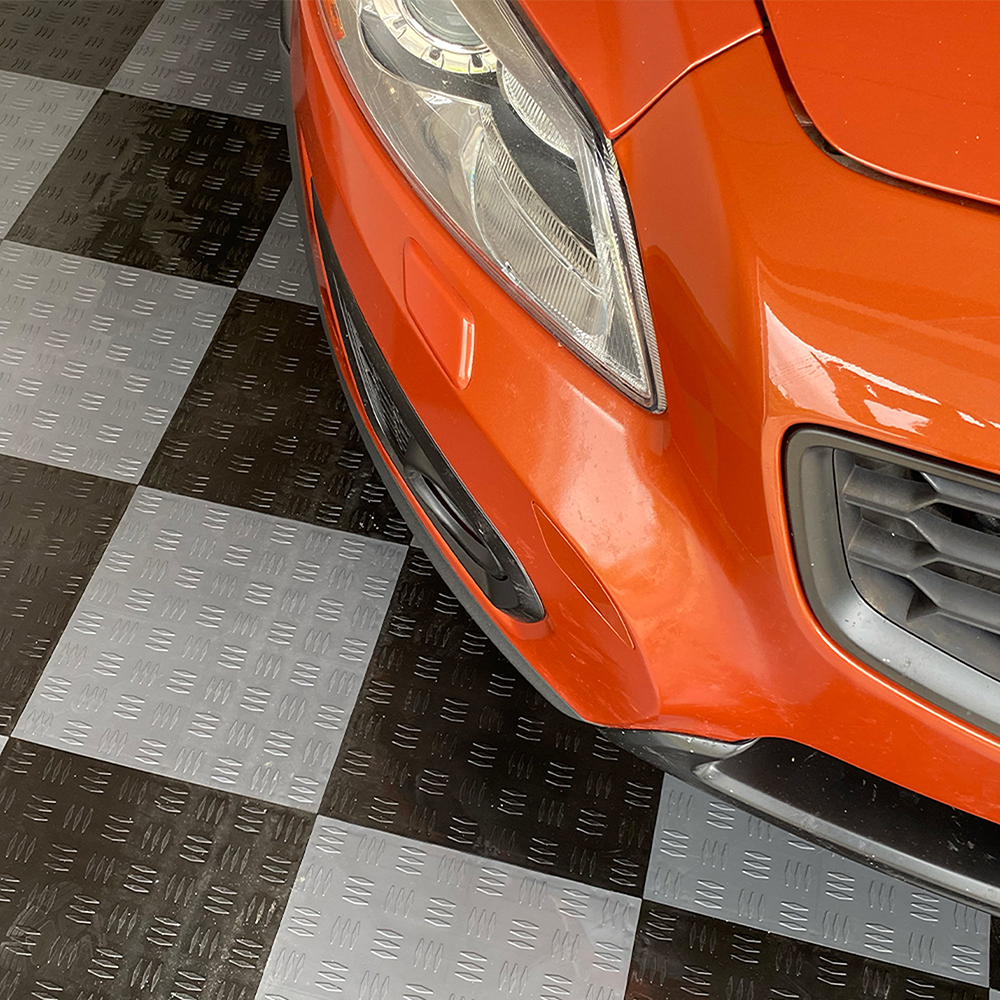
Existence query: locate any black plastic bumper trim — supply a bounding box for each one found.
[279,0,292,52]
[699,737,1000,913]
[611,721,1000,913]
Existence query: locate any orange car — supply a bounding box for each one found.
[284,0,1000,906]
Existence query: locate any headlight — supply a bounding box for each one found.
[319,0,664,410]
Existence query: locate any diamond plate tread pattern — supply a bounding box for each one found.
[14,487,408,811]
[109,0,287,124]
[0,71,101,239]
[0,241,233,481]
[8,91,290,284]
[239,186,317,305]
[0,455,133,735]
[0,2,991,994]
[321,548,663,895]
[0,1,162,88]
[645,770,990,984]
[256,818,640,1000]
[0,737,311,1000]
[626,901,987,1000]
[143,291,409,542]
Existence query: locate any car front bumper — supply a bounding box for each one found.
[286,0,1000,897]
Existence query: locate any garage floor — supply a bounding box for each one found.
[0,2,995,998]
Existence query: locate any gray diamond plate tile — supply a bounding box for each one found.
[240,186,317,305]
[256,819,639,1000]
[108,0,286,123]
[14,487,407,811]
[0,71,100,238]
[0,241,233,480]
[644,771,989,985]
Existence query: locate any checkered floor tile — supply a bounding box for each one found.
[0,3,994,999]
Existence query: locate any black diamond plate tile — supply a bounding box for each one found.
[0,455,133,735]
[627,901,987,1000]
[142,291,410,542]
[0,738,311,1000]
[0,1,162,87]
[320,547,663,894]
[8,91,289,284]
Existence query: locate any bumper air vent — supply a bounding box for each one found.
[786,427,1000,739]
[837,449,1000,677]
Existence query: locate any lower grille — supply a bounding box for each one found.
[837,449,1000,680]
[786,427,1000,738]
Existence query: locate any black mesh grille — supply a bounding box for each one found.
[835,448,1000,681]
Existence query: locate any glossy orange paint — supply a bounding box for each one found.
[617,34,1000,820]
[290,1,1000,826]
[402,238,475,390]
[766,0,1000,207]
[518,0,760,137]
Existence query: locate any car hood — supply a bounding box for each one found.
[766,0,1000,207]
[518,0,760,139]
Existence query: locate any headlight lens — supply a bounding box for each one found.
[320,0,664,410]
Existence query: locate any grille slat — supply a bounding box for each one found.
[836,448,1000,677]
[846,522,1000,635]
[844,482,1000,581]
[908,566,1000,633]
[841,463,938,513]
[924,472,1000,518]
[846,518,932,574]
